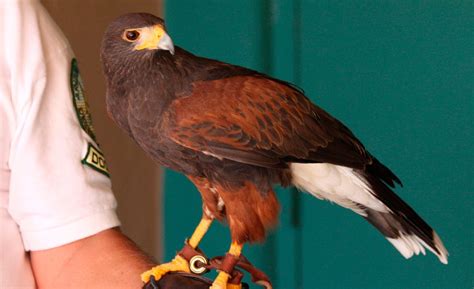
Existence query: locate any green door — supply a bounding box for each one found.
[164,1,472,288]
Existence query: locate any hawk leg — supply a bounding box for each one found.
[189,216,213,248]
[141,216,213,283]
[210,242,243,289]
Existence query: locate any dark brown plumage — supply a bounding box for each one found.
[101,13,448,266]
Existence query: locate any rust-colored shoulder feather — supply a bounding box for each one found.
[164,75,372,171]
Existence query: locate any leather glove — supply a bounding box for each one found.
[142,272,211,289]
[142,272,249,289]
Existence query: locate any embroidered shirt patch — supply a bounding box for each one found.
[71,58,97,141]
[82,143,110,177]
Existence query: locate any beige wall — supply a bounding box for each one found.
[42,0,164,260]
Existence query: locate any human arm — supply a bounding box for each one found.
[31,228,153,289]
[31,228,218,289]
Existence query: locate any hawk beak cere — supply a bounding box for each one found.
[134,25,175,55]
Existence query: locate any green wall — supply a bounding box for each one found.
[164,1,473,288]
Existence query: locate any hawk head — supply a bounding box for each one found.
[101,13,174,76]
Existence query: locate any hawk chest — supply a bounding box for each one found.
[106,93,133,137]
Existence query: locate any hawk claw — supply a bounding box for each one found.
[148,276,159,289]
[141,255,191,283]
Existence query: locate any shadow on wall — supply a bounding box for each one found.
[42,0,163,260]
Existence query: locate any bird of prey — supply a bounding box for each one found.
[101,13,448,289]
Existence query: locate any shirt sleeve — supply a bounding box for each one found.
[7,1,120,251]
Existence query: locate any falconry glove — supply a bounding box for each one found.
[142,273,250,289]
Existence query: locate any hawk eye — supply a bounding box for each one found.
[124,30,140,41]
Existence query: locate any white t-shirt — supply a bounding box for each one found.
[0,0,120,287]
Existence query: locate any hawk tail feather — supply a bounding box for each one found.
[290,162,448,264]
[360,172,448,264]
[363,207,448,264]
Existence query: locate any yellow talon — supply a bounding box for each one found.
[209,271,231,289]
[141,216,213,283]
[210,242,244,289]
[141,255,190,283]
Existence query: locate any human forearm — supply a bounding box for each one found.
[31,228,153,289]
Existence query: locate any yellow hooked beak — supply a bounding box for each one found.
[133,25,175,54]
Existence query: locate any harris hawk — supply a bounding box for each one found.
[101,13,448,289]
